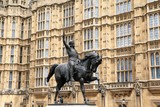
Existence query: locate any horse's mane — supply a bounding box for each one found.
[80,52,97,62]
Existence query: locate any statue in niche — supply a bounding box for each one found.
[134,79,141,96]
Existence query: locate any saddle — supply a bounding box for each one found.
[74,60,90,73]
[74,60,83,71]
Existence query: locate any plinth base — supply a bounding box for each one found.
[47,104,97,107]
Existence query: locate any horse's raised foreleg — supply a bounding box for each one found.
[79,78,87,104]
[89,77,98,81]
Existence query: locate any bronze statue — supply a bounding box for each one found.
[62,32,79,82]
[47,33,102,104]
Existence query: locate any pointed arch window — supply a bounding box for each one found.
[20,47,23,63]
[116,0,132,15]
[117,38,120,47]
[124,2,127,12]
[149,13,160,40]
[95,7,99,17]
[18,72,21,89]
[21,20,24,39]
[121,72,124,82]
[117,59,120,70]
[87,29,90,39]
[0,18,4,37]
[120,37,124,47]
[129,58,132,70]
[124,36,128,46]
[125,71,128,82]
[117,58,132,82]
[84,30,86,40]
[128,22,131,34]
[1,20,4,37]
[116,22,132,48]
[154,13,159,26]
[117,72,120,82]
[120,3,123,13]
[45,38,49,58]
[116,4,119,14]
[26,72,29,89]
[121,59,124,70]
[149,14,153,27]
[156,68,160,78]
[10,46,14,63]
[124,24,127,35]
[46,8,50,30]
[154,27,159,39]
[95,28,99,49]
[0,46,2,63]
[116,25,120,37]
[150,28,154,40]
[84,0,87,8]
[12,18,16,38]
[129,70,132,81]
[150,52,160,79]
[28,18,31,38]
[63,3,74,27]
[36,67,43,87]
[120,25,123,36]
[128,0,131,11]
[151,68,155,79]
[9,71,13,89]
[44,67,48,86]
[125,58,128,70]
[84,0,99,19]
[38,9,45,31]
[151,53,154,66]
[83,28,94,50]
[156,52,159,65]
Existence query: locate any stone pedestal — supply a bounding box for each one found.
[47,104,97,107]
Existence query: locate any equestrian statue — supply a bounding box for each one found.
[47,32,102,103]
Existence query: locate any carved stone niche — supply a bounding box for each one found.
[109,82,133,97]
[85,90,99,96]
[58,92,71,98]
[148,80,160,94]
[110,89,132,97]
[33,88,49,98]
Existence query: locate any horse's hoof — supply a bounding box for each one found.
[84,101,87,104]
[84,99,88,104]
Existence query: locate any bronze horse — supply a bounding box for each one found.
[47,52,102,103]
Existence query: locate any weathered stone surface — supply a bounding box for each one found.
[47,104,97,107]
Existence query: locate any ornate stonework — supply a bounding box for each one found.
[0,0,160,107]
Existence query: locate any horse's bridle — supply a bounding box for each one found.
[90,55,102,73]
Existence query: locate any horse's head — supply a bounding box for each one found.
[87,52,102,73]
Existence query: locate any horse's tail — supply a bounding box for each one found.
[47,64,59,82]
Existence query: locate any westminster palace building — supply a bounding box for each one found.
[0,0,160,107]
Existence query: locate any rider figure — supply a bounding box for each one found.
[63,32,79,82]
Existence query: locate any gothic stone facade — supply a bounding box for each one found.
[0,0,160,107]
